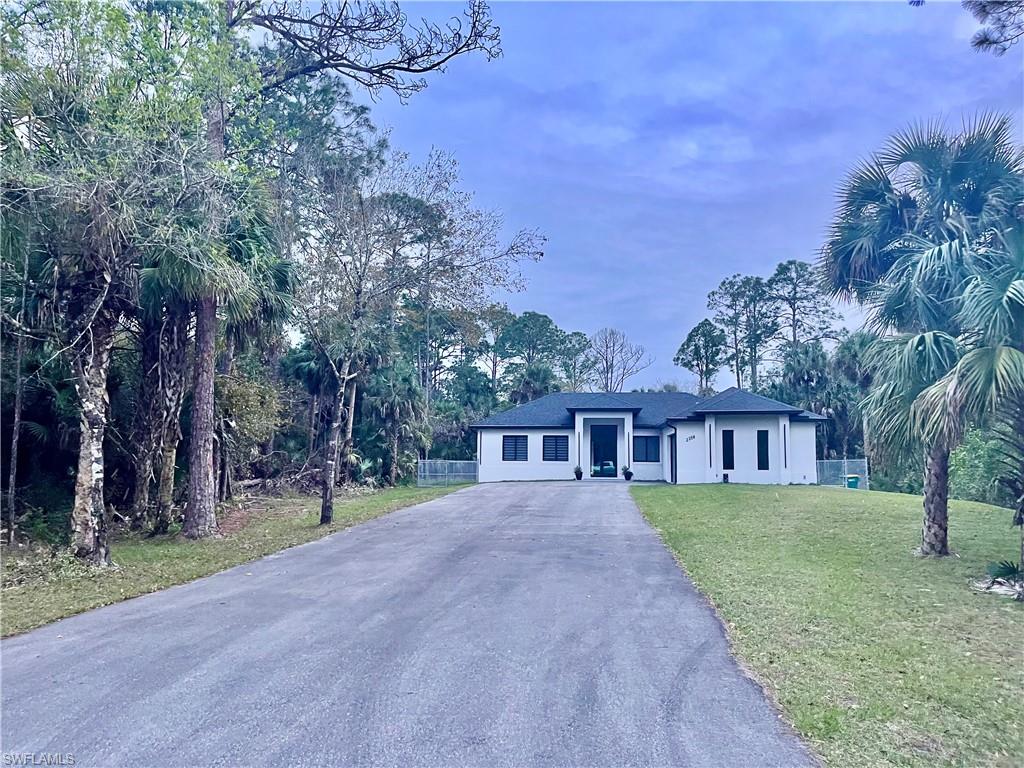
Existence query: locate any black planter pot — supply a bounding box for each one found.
[574,469,583,480]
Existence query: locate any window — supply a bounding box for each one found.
[722,430,735,471]
[502,435,528,461]
[757,429,770,470]
[543,435,569,462]
[633,436,660,463]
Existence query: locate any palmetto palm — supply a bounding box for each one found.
[509,362,559,404]
[822,115,1020,302]
[913,224,1024,564]
[821,114,1023,555]
[365,363,427,486]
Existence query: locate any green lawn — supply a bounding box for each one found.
[631,484,1023,768]
[1,485,461,637]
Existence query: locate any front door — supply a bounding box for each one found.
[590,425,617,477]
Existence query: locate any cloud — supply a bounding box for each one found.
[539,113,635,150]
[366,1,1022,386]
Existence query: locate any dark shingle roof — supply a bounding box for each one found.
[472,387,825,429]
[792,409,829,421]
[690,387,803,415]
[471,392,700,429]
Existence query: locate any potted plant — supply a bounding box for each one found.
[621,465,633,481]
[573,465,583,480]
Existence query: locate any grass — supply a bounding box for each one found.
[1,485,462,637]
[631,484,1023,768]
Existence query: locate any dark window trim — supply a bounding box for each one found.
[542,434,569,462]
[633,435,661,463]
[722,429,735,471]
[502,434,528,462]
[757,429,770,470]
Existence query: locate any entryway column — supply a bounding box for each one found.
[574,412,584,468]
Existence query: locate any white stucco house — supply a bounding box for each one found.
[472,388,825,484]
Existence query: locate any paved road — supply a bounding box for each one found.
[1,482,813,768]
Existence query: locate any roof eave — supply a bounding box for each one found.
[564,406,643,413]
[470,423,572,430]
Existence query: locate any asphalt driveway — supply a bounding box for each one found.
[1,482,813,768]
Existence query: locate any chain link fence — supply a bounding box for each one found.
[816,458,870,490]
[417,460,478,487]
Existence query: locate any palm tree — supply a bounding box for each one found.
[183,196,290,537]
[216,209,295,502]
[365,364,426,486]
[912,224,1024,563]
[822,115,1019,300]
[821,114,1022,555]
[509,362,559,404]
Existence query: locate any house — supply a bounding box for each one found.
[472,388,825,484]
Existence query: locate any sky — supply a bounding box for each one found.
[365,1,1023,389]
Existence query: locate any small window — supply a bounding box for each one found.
[502,435,528,461]
[543,435,569,462]
[633,436,660,463]
[722,430,735,471]
[757,429,770,470]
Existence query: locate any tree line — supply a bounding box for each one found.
[0,0,512,561]
[0,0,660,562]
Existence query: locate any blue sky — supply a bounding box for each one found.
[368,1,1022,389]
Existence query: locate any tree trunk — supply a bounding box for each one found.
[321,386,345,525]
[306,393,319,460]
[130,453,154,529]
[6,243,30,543]
[218,430,232,502]
[152,431,178,536]
[216,337,235,501]
[390,427,399,486]
[70,309,116,565]
[129,315,162,528]
[185,77,226,538]
[749,345,759,393]
[212,429,221,502]
[340,377,357,482]
[184,294,218,538]
[732,331,743,389]
[150,306,190,535]
[921,442,950,556]
[6,321,26,544]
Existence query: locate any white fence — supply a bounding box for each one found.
[417,460,478,487]
[816,458,870,489]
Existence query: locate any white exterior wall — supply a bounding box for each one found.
[630,429,664,481]
[788,421,818,484]
[477,429,575,482]
[709,414,782,484]
[669,423,707,484]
